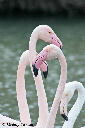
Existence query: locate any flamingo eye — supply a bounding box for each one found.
[66,94,68,96]
[49,32,51,34]
[46,49,49,52]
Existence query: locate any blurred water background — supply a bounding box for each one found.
[0,11,85,128]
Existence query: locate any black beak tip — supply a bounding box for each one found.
[43,66,48,79]
[43,71,48,79]
[60,45,62,50]
[29,124,33,126]
[61,114,68,121]
[32,64,39,77]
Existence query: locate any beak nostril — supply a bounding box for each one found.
[51,34,63,49]
[57,41,60,44]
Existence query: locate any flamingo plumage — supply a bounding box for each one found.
[60,81,85,128]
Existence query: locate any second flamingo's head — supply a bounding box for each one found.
[60,82,77,121]
[33,25,63,49]
[32,44,63,77]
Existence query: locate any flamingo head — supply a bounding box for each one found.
[32,44,62,77]
[34,52,48,79]
[34,25,63,49]
[60,82,76,121]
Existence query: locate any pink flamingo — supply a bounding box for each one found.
[17,25,62,127]
[0,25,62,127]
[33,44,85,128]
[0,50,47,127]
[32,44,67,128]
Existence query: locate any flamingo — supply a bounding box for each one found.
[32,44,85,128]
[0,50,47,127]
[17,25,62,127]
[16,50,48,126]
[32,44,67,128]
[0,25,63,127]
[60,81,85,128]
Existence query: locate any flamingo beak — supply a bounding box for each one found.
[32,50,48,77]
[60,96,68,121]
[32,64,38,77]
[61,114,68,121]
[43,69,48,79]
[29,124,33,126]
[40,61,48,79]
[32,62,48,78]
[51,33,63,49]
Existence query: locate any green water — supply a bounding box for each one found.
[0,16,85,127]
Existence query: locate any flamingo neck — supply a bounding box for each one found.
[46,55,67,128]
[16,51,31,125]
[29,29,38,62]
[62,82,85,128]
[32,67,49,127]
[29,30,49,127]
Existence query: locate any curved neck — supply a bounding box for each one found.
[62,82,85,128]
[16,52,31,125]
[31,65,49,127]
[29,30,38,62]
[46,55,67,128]
[29,31,49,127]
